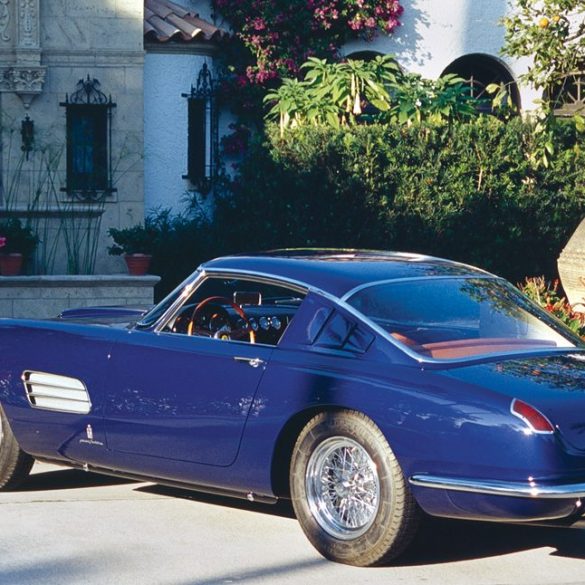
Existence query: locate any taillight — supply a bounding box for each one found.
[511,399,555,434]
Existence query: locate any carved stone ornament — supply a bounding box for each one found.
[18,0,38,49]
[0,0,11,42]
[0,66,46,107]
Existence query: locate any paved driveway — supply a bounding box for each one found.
[1,462,584,585]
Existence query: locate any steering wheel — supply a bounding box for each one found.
[187,296,255,343]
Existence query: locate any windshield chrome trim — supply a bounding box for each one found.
[137,270,201,330]
[149,273,204,333]
[410,473,585,499]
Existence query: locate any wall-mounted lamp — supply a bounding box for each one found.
[21,115,34,160]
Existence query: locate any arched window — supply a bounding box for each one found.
[441,54,521,114]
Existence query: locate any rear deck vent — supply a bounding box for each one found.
[22,371,91,414]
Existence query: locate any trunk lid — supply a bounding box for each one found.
[445,352,585,451]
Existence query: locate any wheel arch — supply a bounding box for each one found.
[270,405,348,498]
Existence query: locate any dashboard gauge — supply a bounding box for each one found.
[259,316,271,330]
[271,316,282,330]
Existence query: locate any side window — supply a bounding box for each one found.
[164,277,305,346]
[313,311,374,354]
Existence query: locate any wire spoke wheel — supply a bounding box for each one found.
[306,437,380,540]
[291,410,421,566]
[0,405,34,491]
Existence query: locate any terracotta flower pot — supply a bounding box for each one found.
[124,254,152,276]
[0,253,24,276]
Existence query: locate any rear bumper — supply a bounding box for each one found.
[410,473,585,524]
[564,515,585,529]
[409,474,585,499]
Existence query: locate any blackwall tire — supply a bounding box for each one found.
[0,405,34,491]
[290,410,421,566]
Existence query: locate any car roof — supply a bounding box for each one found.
[201,249,491,298]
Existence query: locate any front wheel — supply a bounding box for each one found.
[290,410,421,566]
[0,405,34,490]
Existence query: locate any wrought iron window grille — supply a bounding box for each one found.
[441,55,521,116]
[60,75,117,202]
[182,63,218,195]
[548,71,585,117]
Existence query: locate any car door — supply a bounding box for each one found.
[103,274,304,467]
[103,332,272,466]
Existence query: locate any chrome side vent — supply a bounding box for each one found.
[22,371,91,414]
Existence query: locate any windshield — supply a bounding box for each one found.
[346,277,581,361]
[136,272,197,329]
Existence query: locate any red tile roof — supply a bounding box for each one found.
[144,0,225,43]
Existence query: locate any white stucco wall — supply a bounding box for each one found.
[342,0,540,109]
[144,52,210,214]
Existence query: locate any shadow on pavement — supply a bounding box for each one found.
[397,516,585,565]
[19,467,585,567]
[138,484,585,565]
[136,483,296,519]
[19,467,136,492]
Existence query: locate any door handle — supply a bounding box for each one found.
[234,356,266,368]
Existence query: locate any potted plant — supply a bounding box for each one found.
[0,218,39,276]
[107,220,158,276]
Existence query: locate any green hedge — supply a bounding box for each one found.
[212,117,585,282]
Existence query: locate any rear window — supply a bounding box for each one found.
[346,277,580,360]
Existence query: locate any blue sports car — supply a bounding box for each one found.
[1,249,585,566]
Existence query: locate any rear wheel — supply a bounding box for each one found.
[290,410,421,566]
[0,405,34,490]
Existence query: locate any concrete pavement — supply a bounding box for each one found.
[1,462,584,585]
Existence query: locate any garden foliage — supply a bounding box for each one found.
[212,0,403,120]
[502,0,585,93]
[213,0,403,82]
[519,276,585,337]
[209,117,585,285]
[264,57,481,133]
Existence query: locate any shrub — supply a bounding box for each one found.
[107,220,159,256]
[146,207,218,299]
[212,117,585,283]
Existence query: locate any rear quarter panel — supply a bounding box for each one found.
[0,319,119,464]
[235,340,579,505]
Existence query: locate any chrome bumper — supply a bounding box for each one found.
[409,474,585,499]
